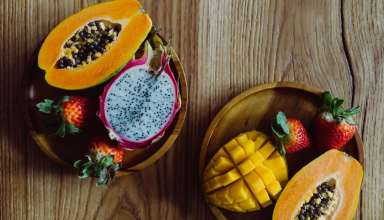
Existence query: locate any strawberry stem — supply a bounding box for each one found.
[271,111,290,156]
[321,91,360,124]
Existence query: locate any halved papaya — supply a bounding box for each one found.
[38,0,152,90]
[273,149,363,220]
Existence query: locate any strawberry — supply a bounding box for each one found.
[36,95,91,137]
[314,91,360,150]
[74,137,124,186]
[272,111,311,155]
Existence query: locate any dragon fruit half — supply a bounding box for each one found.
[98,42,181,150]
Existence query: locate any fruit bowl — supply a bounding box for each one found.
[199,81,363,220]
[24,34,188,174]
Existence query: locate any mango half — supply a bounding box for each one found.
[203,130,288,212]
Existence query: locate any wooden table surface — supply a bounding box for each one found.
[1,0,383,219]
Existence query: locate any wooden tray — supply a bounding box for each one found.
[24,43,188,175]
[199,82,364,220]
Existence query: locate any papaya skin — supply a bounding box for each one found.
[38,0,152,90]
[273,149,363,220]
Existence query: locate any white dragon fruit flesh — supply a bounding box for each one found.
[98,42,181,150]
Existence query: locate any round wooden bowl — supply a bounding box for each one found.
[24,43,188,175]
[199,81,363,220]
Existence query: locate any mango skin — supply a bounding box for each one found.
[203,130,288,213]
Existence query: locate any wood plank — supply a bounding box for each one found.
[343,0,384,219]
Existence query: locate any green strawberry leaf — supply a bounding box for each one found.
[73,160,83,168]
[271,125,285,139]
[276,112,290,135]
[344,115,357,125]
[322,91,333,108]
[101,155,114,167]
[55,122,80,137]
[36,99,55,114]
[97,168,110,186]
[344,106,361,116]
[277,142,286,156]
[62,96,70,102]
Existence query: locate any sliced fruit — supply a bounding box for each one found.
[258,141,276,159]
[273,149,363,220]
[203,130,289,212]
[263,151,288,184]
[38,0,152,90]
[98,42,180,149]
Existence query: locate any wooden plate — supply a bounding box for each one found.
[24,40,188,175]
[199,81,363,220]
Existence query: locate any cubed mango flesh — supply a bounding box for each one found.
[258,141,276,159]
[236,134,249,146]
[237,159,255,176]
[263,151,288,184]
[203,130,289,213]
[266,180,282,200]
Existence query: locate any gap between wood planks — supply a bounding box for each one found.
[340,1,364,220]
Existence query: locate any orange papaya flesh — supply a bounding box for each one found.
[273,149,363,220]
[38,0,152,90]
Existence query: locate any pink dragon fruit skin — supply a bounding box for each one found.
[98,43,181,150]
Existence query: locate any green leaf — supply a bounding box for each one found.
[111,163,121,172]
[62,96,70,102]
[344,106,361,116]
[333,98,344,109]
[322,91,333,108]
[36,99,55,114]
[73,160,83,168]
[55,123,67,137]
[344,116,357,125]
[79,168,91,179]
[66,124,80,134]
[277,142,286,156]
[97,168,110,186]
[55,122,80,137]
[271,125,285,139]
[276,112,289,135]
[101,155,114,167]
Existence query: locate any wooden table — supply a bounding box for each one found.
[1,0,383,219]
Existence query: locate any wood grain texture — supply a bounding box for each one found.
[0,0,383,220]
[343,1,384,219]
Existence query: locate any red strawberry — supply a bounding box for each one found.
[74,137,124,186]
[272,111,311,155]
[314,91,360,150]
[36,95,91,137]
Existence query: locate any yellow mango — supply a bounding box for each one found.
[244,171,266,194]
[229,179,250,203]
[248,151,264,165]
[227,145,247,164]
[266,180,282,200]
[255,189,272,208]
[218,168,241,187]
[253,133,268,150]
[215,187,233,205]
[245,130,259,141]
[240,140,256,156]
[224,139,239,151]
[213,156,233,173]
[203,130,288,213]
[237,159,255,175]
[205,168,241,192]
[254,164,276,185]
[238,197,260,211]
[263,151,288,184]
[236,133,249,146]
[204,169,219,181]
[258,141,276,159]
